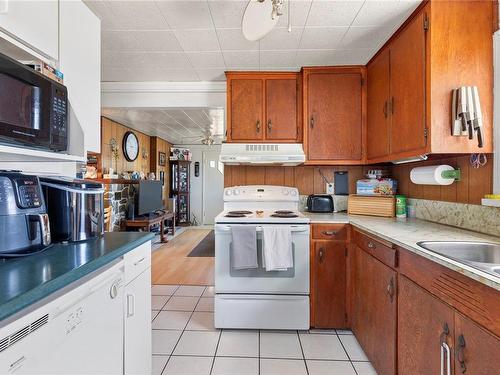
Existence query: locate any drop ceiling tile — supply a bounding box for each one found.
[208,0,247,28]
[260,27,303,50]
[353,0,421,27]
[115,52,151,68]
[339,26,394,50]
[217,28,258,51]
[187,52,226,69]
[145,52,193,69]
[276,0,312,28]
[101,51,128,68]
[174,29,220,51]
[101,67,132,82]
[156,0,213,30]
[195,68,227,81]
[295,50,337,67]
[223,50,259,69]
[259,50,297,68]
[84,1,119,30]
[306,1,364,27]
[105,1,170,30]
[300,27,348,50]
[102,31,138,51]
[132,31,183,51]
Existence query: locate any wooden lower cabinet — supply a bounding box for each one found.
[352,245,397,375]
[398,275,455,375]
[311,240,347,328]
[454,313,500,375]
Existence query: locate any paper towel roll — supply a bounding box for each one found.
[410,165,456,185]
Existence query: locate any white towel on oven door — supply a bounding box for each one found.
[262,226,293,271]
[231,225,258,269]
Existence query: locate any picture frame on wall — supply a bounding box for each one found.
[159,152,166,166]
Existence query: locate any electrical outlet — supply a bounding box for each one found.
[326,183,334,195]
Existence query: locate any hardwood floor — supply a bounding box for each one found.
[152,229,215,286]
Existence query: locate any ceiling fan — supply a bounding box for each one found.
[242,0,292,41]
[181,131,224,146]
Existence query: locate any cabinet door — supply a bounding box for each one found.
[59,0,101,154]
[307,72,362,161]
[454,313,500,375]
[229,79,264,141]
[313,241,347,328]
[352,245,397,375]
[125,269,152,375]
[398,275,455,375]
[265,78,298,141]
[367,49,391,161]
[0,0,59,60]
[389,10,427,156]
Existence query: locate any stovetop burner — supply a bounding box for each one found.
[271,212,299,218]
[228,210,252,215]
[274,210,294,214]
[225,213,246,218]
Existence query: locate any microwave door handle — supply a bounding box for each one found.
[29,214,51,246]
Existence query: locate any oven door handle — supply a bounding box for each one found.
[219,226,308,233]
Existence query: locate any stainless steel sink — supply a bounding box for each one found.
[417,241,500,278]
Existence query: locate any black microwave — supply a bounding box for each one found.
[0,52,68,151]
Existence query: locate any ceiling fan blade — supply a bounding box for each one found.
[242,0,279,41]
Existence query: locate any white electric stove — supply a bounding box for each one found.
[214,185,310,330]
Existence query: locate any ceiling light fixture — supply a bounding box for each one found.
[242,0,292,41]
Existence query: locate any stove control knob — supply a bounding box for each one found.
[282,188,289,195]
[290,189,298,196]
[225,189,232,196]
[233,189,240,195]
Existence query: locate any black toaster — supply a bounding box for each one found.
[306,195,334,213]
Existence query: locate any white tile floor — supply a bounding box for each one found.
[151,285,378,375]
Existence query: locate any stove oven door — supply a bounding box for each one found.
[214,224,310,294]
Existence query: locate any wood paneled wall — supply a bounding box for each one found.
[224,165,374,195]
[101,117,151,175]
[391,155,493,205]
[150,136,172,199]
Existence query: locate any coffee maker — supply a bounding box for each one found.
[0,171,51,256]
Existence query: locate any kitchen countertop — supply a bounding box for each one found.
[0,232,154,323]
[302,212,500,290]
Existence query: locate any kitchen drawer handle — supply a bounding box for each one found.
[310,115,314,129]
[319,248,324,263]
[134,257,146,266]
[267,120,272,133]
[457,334,467,373]
[386,277,395,302]
[383,101,388,118]
[321,230,339,236]
[440,323,451,375]
[127,294,135,317]
[367,241,376,249]
[256,120,261,133]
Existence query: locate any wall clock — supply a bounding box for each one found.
[122,131,139,162]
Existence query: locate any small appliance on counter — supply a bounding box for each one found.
[40,177,104,242]
[0,171,51,256]
[306,194,334,213]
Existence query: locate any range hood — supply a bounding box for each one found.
[220,143,305,166]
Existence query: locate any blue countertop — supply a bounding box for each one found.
[0,232,154,322]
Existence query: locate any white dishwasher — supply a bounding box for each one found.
[0,261,125,375]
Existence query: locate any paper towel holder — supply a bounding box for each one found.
[410,165,461,185]
[441,168,461,181]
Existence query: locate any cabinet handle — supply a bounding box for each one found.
[319,248,324,263]
[126,294,135,317]
[457,334,467,373]
[383,101,388,118]
[367,241,376,249]
[440,323,451,375]
[310,115,314,129]
[267,119,272,133]
[256,120,261,133]
[321,230,338,237]
[386,277,394,302]
[134,257,146,266]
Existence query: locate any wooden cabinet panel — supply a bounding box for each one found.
[305,69,363,162]
[389,9,427,156]
[454,313,500,375]
[312,240,347,328]
[353,229,396,268]
[367,49,390,161]
[229,79,263,141]
[311,224,347,241]
[265,79,298,141]
[398,275,455,375]
[352,245,397,375]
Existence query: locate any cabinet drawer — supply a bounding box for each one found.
[353,229,396,268]
[124,241,152,284]
[312,224,347,241]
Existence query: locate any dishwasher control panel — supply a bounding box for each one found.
[65,306,83,335]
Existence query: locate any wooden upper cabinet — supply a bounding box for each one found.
[303,67,365,164]
[398,275,455,375]
[367,49,390,161]
[226,72,301,143]
[228,78,264,141]
[389,9,427,157]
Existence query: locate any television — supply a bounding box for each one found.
[137,180,163,217]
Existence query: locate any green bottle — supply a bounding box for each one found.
[396,195,407,218]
